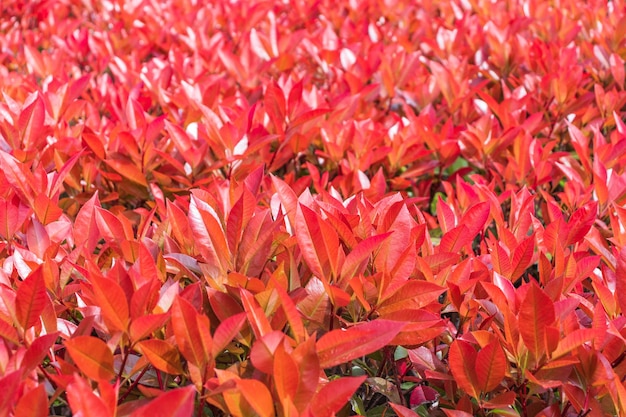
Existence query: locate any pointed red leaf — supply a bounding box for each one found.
[439,224,472,253]
[87,266,129,334]
[475,340,507,393]
[130,385,196,417]
[448,340,479,399]
[137,339,184,375]
[510,235,534,280]
[615,246,626,315]
[65,336,116,381]
[316,320,405,368]
[460,201,490,237]
[188,195,230,274]
[15,385,47,417]
[15,266,47,331]
[296,203,340,280]
[309,376,366,417]
[170,296,213,369]
[18,93,45,149]
[67,376,111,417]
[518,282,556,359]
[236,379,275,417]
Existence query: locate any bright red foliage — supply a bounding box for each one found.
[1,0,626,416]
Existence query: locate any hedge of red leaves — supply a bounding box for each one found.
[2,0,626,416]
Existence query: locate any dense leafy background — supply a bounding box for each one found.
[1,0,626,416]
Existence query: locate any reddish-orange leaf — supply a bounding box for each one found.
[18,93,45,149]
[389,403,420,417]
[188,195,230,274]
[240,288,273,339]
[66,376,110,417]
[272,283,306,343]
[271,175,299,232]
[104,157,148,186]
[436,196,456,233]
[340,232,391,282]
[94,206,131,243]
[316,320,405,368]
[136,339,184,375]
[460,201,490,237]
[0,150,34,205]
[21,332,58,375]
[474,340,507,393]
[448,340,479,399]
[129,385,195,417]
[65,336,116,381]
[439,224,472,254]
[15,385,47,417]
[237,379,275,417]
[518,282,556,359]
[377,280,446,315]
[0,318,19,345]
[510,235,534,281]
[443,411,474,417]
[129,313,169,343]
[274,343,300,400]
[212,312,246,357]
[616,246,626,316]
[481,391,517,409]
[32,193,63,225]
[15,266,47,331]
[296,203,340,280]
[308,376,366,417]
[170,296,212,369]
[73,191,101,255]
[87,266,129,334]
[0,195,29,240]
[0,371,20,417]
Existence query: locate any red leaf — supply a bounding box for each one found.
[510,235,534,281]
[212,312,247,357]
[518,282,556,359]
[86,265,129,334]
[129,313,169,343]
[15,266,47,331]
[67,376,111,417]
[104,156,148,186]
[436,195,456,233]
[460,201,490,237]
[448,340,479,399]
[65,336,116,381]
[0,195,29,240]
[271,175,299,231]
[74,192,101,255]
[240,288,273,339]
[170,296,213,369]
[296,203,340,279]
[188,195,230,275]
[18,93,45,149]
[474,340,507,393]
[21,332,58,376]
[617,246,626,316]
[439,224,473,253]
[316,320,405,368]
[309,376,366,417]
[15,385,47,417]
[0,150,35,205]
[0,371,20,417]
[236,379,275,417]
[390,403,420,417]
[129,385,196,417]
[274,343,300,400]
[136,339,184,375]
[377,280,446,315]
